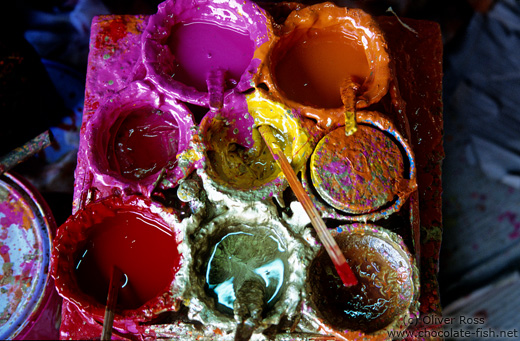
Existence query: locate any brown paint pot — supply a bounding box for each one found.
[50,195,189,328]
[84,81,195,197]
[303,111,416,222]
[256,2,391,129]
[304,223,419,337]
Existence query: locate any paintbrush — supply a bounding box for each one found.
[0,130,53,175]
[101,266,125,341]
[257,125,357,287]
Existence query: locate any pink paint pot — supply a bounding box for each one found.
[256,2,391,129]
[0,172,61,340]
[304,223,419,337]
[84,81,195,197]
[50,195,188,328]
[303,111,416,222]
[142,0,271,107]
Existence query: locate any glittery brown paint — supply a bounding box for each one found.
[311,124,404,214]
[307,224,418,335]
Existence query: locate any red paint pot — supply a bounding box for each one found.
[0,172,61,340]
[256,2,391,129]
[50,195,187,326]
[142,0,272,107]
[304,223,419,337]
[84,81,195,197]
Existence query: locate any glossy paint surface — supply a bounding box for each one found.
[168,22,255,92]
[74,210,180,310]
[107,107,179,181]
[273,28,369,108]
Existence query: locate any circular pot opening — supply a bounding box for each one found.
[142,0,270,105]
[307,224,417,334]
[271,27,370,109]
[85,81,195,195]
[51,196,184,321]
[193,224,291,320]
[105,105,180,182]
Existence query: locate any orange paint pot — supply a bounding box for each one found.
[256,2,391,129]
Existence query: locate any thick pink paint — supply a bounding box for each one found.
[168,22,254,92]
[223,91,255,148]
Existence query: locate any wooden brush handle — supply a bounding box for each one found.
[258,125,357,286]
[102,266,124,340]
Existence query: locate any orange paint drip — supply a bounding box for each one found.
[341,76,359,136]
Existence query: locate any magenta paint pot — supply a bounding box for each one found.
[0,172,60,340]
[141,0,271,107]
[84,81,195,197]
[50,195,188,328]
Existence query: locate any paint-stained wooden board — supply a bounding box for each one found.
[61,8,443,340]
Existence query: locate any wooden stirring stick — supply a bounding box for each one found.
[101,266,125,341]
[258,125,358,287]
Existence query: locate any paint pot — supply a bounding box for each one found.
[0,172,60,340]
[84,81,195,197]
[50,195,188,325]
[142,0,271,107]
[304,223,419,337]
[205,230,288,315]
[256,2,390,129]
[305,111,416,221]
[200,90,312,201]
[188,209,307,336]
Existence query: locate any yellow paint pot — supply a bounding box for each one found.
[200,91,312,200]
